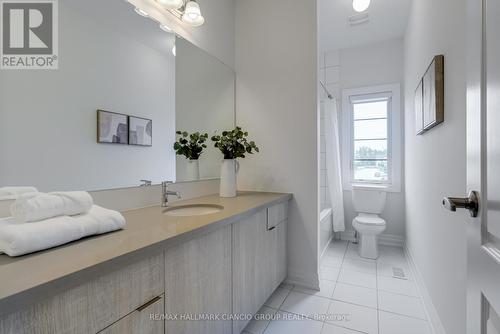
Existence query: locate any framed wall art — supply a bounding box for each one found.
[129,116,152,146]
[415,55,444,135]
[97,110,128,144]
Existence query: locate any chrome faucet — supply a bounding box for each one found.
[161,181,181,207]
[140,179,152,187]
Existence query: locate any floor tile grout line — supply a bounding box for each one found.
[377,308,428,322]
[377,288,420,298]
[277,287,293,310]
[273,308,325,323]
[324,322,370,334]
[285,286,381,311]
[262,287,293,334]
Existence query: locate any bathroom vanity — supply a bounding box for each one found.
[0,192,291,334]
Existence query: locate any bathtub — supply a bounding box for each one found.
[320,208,333,257]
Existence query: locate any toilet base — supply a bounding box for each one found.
[358,234,380,260]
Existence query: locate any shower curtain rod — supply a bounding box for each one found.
[319,81,333,100]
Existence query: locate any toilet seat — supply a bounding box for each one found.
[354,215,385,226]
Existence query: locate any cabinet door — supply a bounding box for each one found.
[99,295,164,334]
[164,226,232,334]
[275,220,287,286]
[266,219,287,292]
[232,209,274,334]
[0,284,89,334]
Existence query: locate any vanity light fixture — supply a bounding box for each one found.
[160,23,173,32]
[134,7,150,17]
[352,0,371,12]
[157,0,184,10]
[181,0,205,27]
[129,0,205,28]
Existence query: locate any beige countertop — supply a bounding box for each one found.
[0,191,292,315]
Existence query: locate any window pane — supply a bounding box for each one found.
[353,160,388,182]
[354,140,388,159]
[353,101,388,120]
[354,119,387,140]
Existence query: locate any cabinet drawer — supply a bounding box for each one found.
[98,295,164,334]
[88,253,164,333]
[267,202,288,229]
[0,253,164,334]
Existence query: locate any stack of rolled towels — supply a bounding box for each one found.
[0,189,126,257]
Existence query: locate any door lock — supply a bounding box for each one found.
[442,191,480,217]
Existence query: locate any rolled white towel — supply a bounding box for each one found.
[0,205,126,257]
[10,191,94,223]
[0,187,38,201]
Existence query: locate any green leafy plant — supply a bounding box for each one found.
[173,131,209,160]
[211,126,259,159]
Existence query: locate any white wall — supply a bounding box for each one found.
[0,1,176,192]
[322,38,406,238]
[235,0,319,288]
[404,0,467,333]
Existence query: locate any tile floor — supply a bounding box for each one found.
[242,241,433,334]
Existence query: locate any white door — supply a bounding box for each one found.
[453,0,500,333]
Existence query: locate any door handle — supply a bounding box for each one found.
[442,191,479,217]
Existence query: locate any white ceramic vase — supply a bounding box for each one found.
[220,159,240,197]
[186,159,200,181]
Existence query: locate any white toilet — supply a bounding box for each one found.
[352,187,387,259]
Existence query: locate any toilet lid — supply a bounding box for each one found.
[354,215,386,226]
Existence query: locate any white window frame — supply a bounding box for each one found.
[341,83,402,192]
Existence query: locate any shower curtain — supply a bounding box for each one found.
[324,98,345,232]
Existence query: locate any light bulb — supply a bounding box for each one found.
[352,0,371,12]
[182,1,205,26]
[134,7,149,17]
[157,0,184,10]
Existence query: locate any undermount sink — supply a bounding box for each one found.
[163,204,224,217]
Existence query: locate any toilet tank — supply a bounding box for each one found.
[351,186,387,214]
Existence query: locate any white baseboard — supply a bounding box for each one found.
[338,231,404,247]
[285,268,320,290]
[379,234,405,247]
[320,235,334,259]
[338,230,356,242]
[404,245,447,334]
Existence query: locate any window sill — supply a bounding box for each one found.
[344,183,401,193]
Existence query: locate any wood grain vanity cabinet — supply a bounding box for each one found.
[0,197,290,334]
[164,226,232,334]
[232,203,288,334]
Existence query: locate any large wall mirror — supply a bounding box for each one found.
[0,0,235,192]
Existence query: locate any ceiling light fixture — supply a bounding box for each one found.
[352,0,371,12]
[134,7,150,17]
[159,23,173,32]
[157,0,184,10]
[181,0,205,27]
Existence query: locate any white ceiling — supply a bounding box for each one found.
[319,0,412,52]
